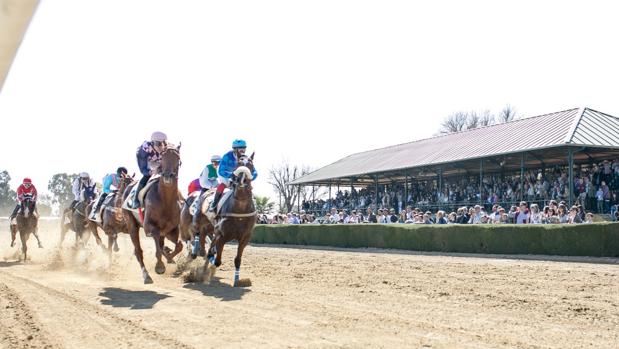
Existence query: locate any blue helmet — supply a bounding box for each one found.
[232,139,247,148]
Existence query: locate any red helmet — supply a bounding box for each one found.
[23,178,32,184]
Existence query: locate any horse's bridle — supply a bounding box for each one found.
[161,148,181,180]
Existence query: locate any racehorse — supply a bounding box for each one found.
[205,153,257,287]
[180,192,215,259]
[60,184,102,248]
[10,197,43,261]
[123,144,183,284]
[95,174,135,262]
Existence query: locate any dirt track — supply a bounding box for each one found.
[1,219,618,349]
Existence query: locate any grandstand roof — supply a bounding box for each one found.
[291,107,619,185]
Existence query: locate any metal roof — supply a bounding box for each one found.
[291,107,619,185]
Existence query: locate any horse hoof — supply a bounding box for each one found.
[144,275,154,284]
[199,249,206,257]
[113,245,120,253]
[38,243,43,249]
[10,242,15,248]
[190,253,197,260]
[155,262,166,274]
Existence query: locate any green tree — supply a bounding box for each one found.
[0,170,17,215]
[37,193,54,216]
[48,173,78,209]
[254,195,275,215]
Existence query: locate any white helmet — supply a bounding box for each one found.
[79,172,90,178]
[211,155,222,162]
[151,131,167,142]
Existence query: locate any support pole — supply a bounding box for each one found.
[520,153,525,202]
[375,175,379,210]
[568,148,574,207]
[438,167,443,210]
[328,182,332,210]
[479,159,483,205]
[404,171,408,208]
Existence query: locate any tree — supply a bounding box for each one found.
[254,195,275,215]
[439,105,516,134]
[268,161,312,213]
[48,173,78,209]
[498,104,517,123]
[0,170,17,215]
[439,111,468,133]
[37,193,55,216]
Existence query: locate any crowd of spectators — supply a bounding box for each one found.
[259,199,606,225]
[298,160,619,218]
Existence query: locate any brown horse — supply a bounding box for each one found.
[123,144,183,284]
[10,198,42,261]
[180,192,215,259]
[94,174,135,262]
[60,185,102,248]
[205,154,257,287]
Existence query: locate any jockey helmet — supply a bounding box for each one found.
[117,167,128,176]
[232,139,247,148]
[211,155,222,162]
[151,131,167,142]
[79,172,90,179]
[23,178,32,184]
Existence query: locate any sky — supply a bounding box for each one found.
[1,0,619,201]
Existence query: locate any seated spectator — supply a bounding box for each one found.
[584,212,594,224]
[365,207,377,223]
[436,210,447,224]
[388,208,398,223]
[529,204,543,224]
[568,206,583,224]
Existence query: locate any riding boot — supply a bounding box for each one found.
[9,205,19,223]
[209,191,223,212]
[90,193,106,220]
[131,175,150,209]
[192,189,207,227]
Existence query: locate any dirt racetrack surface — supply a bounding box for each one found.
[1,218,618,348]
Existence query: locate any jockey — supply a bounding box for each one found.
[70,172,95,210]
[192,154,221,225]
[9,178,38,221]
[89,167,128,221]
[208,140,257,212]
[130,131,167,208]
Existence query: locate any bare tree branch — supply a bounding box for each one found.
[498,104,517,123]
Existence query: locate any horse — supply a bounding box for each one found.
[204,153,257,287]
[180,192,215,259]
[9,198,42,261]
[60,184,102,248]
[94,174,135,262]
[123,144,183,284]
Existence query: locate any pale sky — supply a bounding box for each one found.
[1,0,619,200]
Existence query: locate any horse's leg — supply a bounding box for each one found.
[112,233,119,252]
[106,232,115,266]
[59,214,68,247]
[199,227,207,257]
[233,237,250,287]
[10,224,17,247]
[190,229,200,260]
[164,226,183,262]
[32,223,43,248]
[90,223,104,248]
[129,225,152,284]
[20,232,28,262]
[147,224,166,275]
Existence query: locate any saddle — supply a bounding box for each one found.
[188,189,218,216]
[122,176,159,211]
[205,190,233,221]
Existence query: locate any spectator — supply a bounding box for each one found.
[515,201,530,224]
